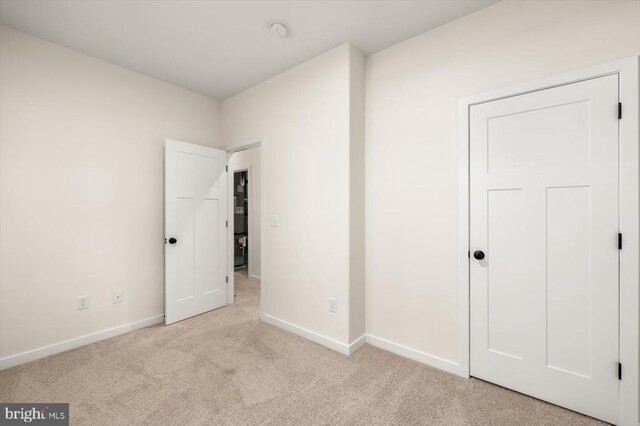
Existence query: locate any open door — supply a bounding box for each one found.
[165,139,228,325]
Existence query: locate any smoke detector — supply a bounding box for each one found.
[269,21,288,38]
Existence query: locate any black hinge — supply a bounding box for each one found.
[618,102,622,120]
[467,250,470,259]
[225,276,228,283]
[618,233,623,250]
[618,362,622,380]
[226,165,228,172]
[226,220,228,228]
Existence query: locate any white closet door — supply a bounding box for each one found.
[165,139,228,325]
[469,75,619,423]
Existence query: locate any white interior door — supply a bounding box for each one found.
[165,139,228,325]
[469,75,619,423]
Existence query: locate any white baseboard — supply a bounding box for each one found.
[261,314,351,355]
[348,334,367,355]
[2,312,462,380]
[366,334,464,377]
[249,274,261,281]
[0,315,164,370]
[260,315,463,377]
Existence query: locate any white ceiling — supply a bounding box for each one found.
[0,0,495,100]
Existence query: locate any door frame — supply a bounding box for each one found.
[226,139,266,317]
[457,56,639,425]
[229,164,254,277]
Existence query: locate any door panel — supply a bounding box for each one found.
[486,188,526,360]
[198,198,220,295]
[165,139,228,325]
[470,75,619,423]
[487,100,591,172]
[176,197,195,301]
[545,186,591,377]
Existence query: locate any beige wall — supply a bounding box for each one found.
[228,146,262,279]
[222,43,365,345]
[0,26,222,359]
[365,0,640,362]
[348,46,366,343]
[3,0,640,368]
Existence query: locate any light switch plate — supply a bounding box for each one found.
[269,215,279,227]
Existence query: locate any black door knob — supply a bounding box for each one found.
[473,250,485,260]
[168,237,178,244]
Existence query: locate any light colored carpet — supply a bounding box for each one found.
[0,274,604,425]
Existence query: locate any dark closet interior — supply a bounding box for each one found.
[234,170,249,269]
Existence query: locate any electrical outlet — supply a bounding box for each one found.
[329,297,337,313]
[112,290,123,304]
[77,295,89,310]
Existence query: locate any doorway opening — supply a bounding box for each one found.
[228,144,262,314]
